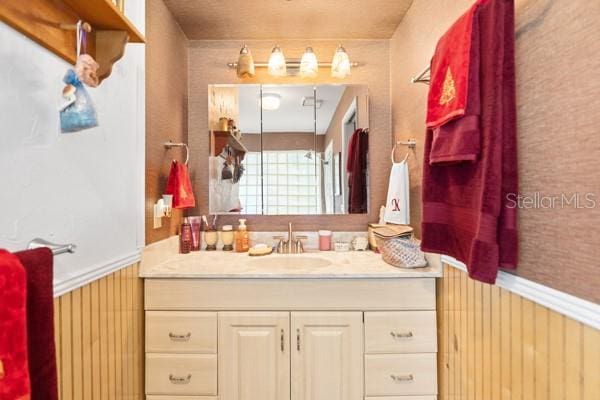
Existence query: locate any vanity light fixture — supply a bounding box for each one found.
[261,93,282,111]
[267,45,287,77]
[331,44,351,79]
[236,44,255,78]
[299,47,319,78]
[228,45,359,78]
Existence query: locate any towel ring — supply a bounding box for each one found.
[164,141,190,165]
[391,139,417,163]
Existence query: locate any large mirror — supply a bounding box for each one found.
[208,84,369,215]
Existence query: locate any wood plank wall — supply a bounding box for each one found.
[437,264,600,400]
[53,263,144,400]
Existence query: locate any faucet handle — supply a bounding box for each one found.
[273,235,286,253]
[294,236,308,254]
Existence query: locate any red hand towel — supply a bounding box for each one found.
[0,249,31,400]
[426,3,478,129]
[15,248,58,400]
[421,0,518,284]
[427,1,481,165]
[165,160,196,209]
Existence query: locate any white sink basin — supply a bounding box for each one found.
[247,255,333,269]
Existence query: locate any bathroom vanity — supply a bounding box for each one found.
[141,239,442,400]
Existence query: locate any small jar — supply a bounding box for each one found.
[318,230,332,251]
[205,230,218,251]
[221,225,234,251]
[218,117,229,131]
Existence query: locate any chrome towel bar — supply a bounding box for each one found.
[28,238,76,256]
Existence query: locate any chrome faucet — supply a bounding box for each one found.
[273,223,307,254]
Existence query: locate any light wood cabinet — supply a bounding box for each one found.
[218,312,290,400]
[291,312,363,400]
[144,277,438,399]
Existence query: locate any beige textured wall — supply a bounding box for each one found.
[391,0,600,302]
[323,85,369,155]
[145,0,189,244]
[188,40,390,231]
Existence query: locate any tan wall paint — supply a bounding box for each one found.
[145,0,189,244]
[54,263,144,400]
[323,85,369,155]
[437,264,600,400]
[188,40,390,231]
[243,132,325,153]
[390,0,600,302]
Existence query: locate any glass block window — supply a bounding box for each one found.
[237,152,262,214]
[238,150,321,215]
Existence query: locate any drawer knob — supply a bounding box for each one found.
[169,332,192,342]
[390,374,414,382]
[169,374,192,384]
[390,331,413,339]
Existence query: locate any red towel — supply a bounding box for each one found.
[165,160,196,209]
[426,3,478,129]
[0,249,31,400]
[347,129,369,213]
[421,0,518,284]
[427,1,481,164]
[15,248,58,400]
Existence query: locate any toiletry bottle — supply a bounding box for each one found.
[235,219,250,252]
[180,217,192,254]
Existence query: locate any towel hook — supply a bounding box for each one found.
[391,139,417,163]
[164,141,190,165]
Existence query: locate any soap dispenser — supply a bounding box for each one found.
[235,219,250,252]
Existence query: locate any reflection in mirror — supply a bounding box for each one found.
[208,84,369,215]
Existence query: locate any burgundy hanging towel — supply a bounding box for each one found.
[15,247,58,400]
[421,0,518,284]
[165,160,196,209]
[347,128,369,214]
[0,249,31,400]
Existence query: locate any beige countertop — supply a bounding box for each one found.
[140,236,442,279]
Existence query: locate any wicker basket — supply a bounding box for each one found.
[374,229,428,269]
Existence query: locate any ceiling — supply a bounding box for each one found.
[163,0,414,40]
[238,85,346,134]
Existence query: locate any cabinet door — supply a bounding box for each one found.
[291,312,363,400]
[218,312,290,400]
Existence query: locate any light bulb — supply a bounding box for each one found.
[236,44,255,78]
[331,44,351,79]
[300,47,318,78]
[268,45,287,77]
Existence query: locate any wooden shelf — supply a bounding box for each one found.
[62,0,144,44]
[0,0,145,83]
[211,131,248,157]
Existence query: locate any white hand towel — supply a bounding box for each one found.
[384,160,410,225]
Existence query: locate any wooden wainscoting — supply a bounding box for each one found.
[53,263,144,400]
[436,264,600,400]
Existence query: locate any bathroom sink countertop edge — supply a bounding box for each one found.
[139,237,443,279]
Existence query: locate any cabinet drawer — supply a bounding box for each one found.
[365,354,437,396]
[365,311,437,353]
[146,354,217,396]
[146,311,217,353]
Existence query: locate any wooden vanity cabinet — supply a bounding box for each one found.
[144,278,438,400]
